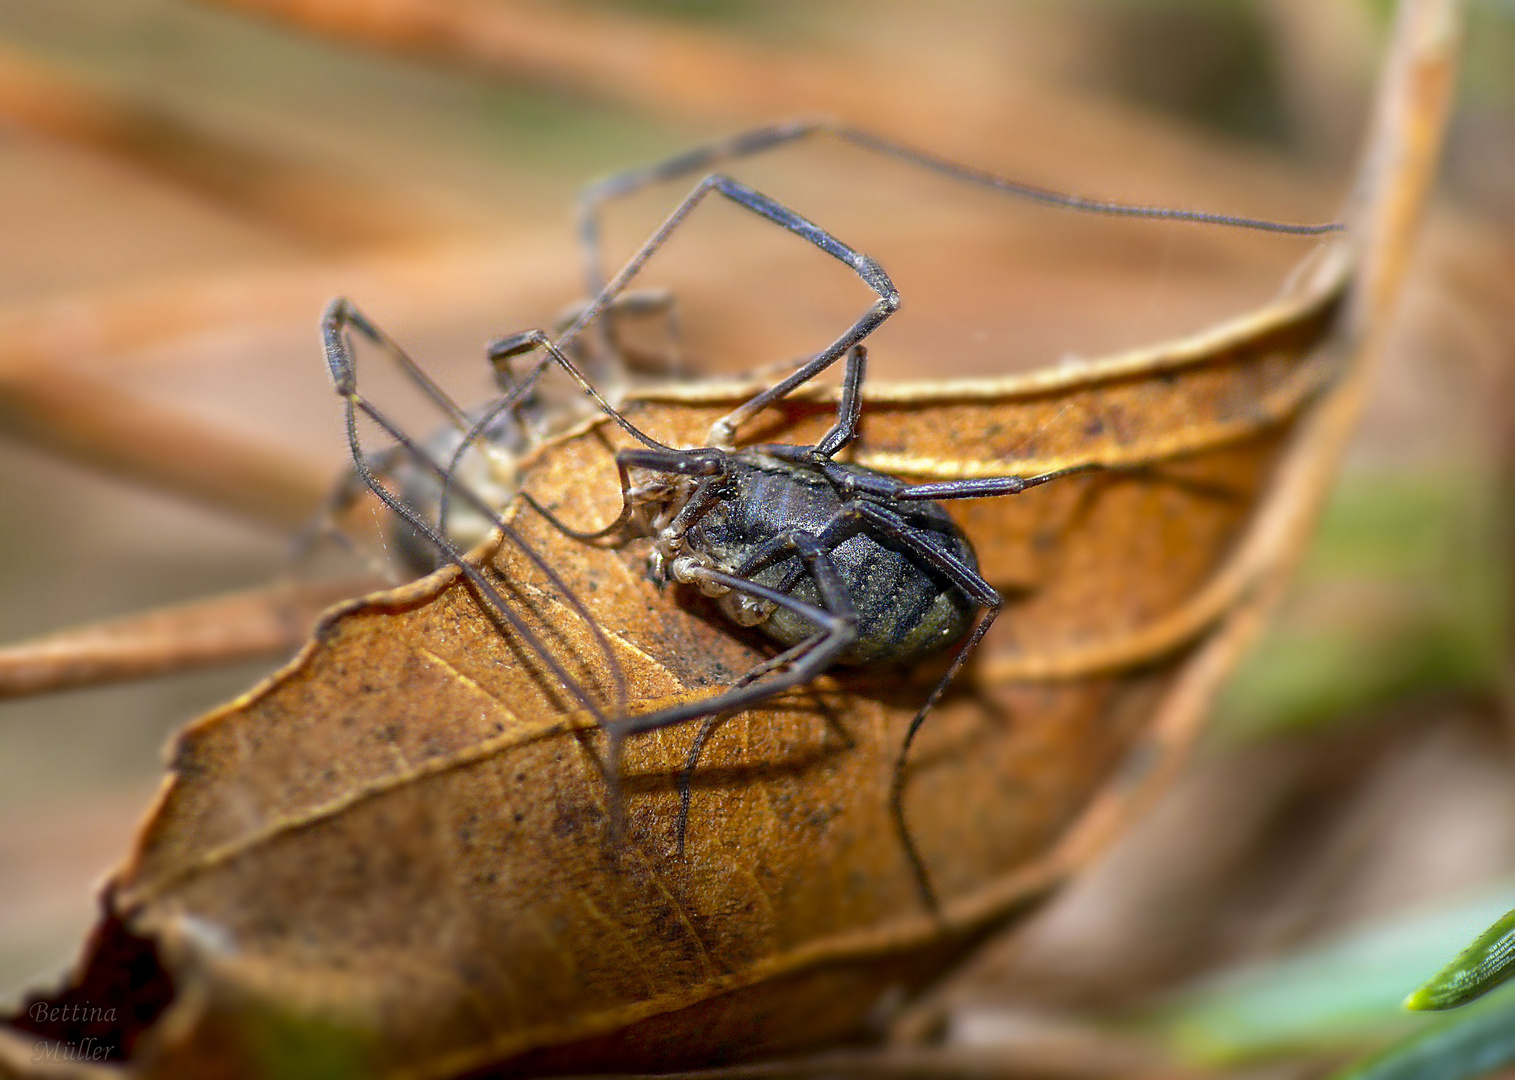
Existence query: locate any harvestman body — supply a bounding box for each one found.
[323,121,1342,906]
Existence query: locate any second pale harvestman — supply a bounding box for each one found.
[323,122,1342,906]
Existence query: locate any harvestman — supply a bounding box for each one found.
[323,122,1342,906]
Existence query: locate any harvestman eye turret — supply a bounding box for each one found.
[323,121,1343,908]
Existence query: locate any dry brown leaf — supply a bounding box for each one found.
[22,251,1343,1079]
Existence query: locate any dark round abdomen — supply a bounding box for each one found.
[688,457,979,667]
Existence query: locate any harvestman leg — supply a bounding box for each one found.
[728,485,1004,908]
[553,171,901,451]
[317,310,829,836]
[765,417,1103,904]
[681,334,997,899]
[602,532,860,841]
[322,299,631,729]
[668,534,860,854]
[573,123,1340,449]
[627,447,1094,906]
[439,182,898,567]
[455,329,740,545]
[879,467,1105,905]
[673,633,836,852]
[576,120,1344,300]
[436,173,900,530]
[437,326,702,544]
[296,303,485,568]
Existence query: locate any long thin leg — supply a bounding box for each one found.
[842,499,1003,911]
[451,178,895,526]
[436,328,692,542]
[760,459,1105,905]
[894,463,1104,502]
[777,452,1102,504]
[577,120,1345,298]
[552,172,901,452]
[295,304,483,574]
[323,299,629,725]
[602,535,858,841]
[322,300,474,431]
[812,344,868,459]
[609,554,855,735]
[720,491,1002,908]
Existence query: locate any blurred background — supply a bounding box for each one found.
[0,1,1512,1076]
